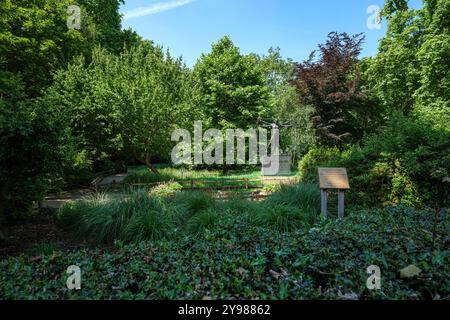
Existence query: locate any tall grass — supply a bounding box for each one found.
[266,182,321,225]
[254,204,309,232]
[171,191,215,221]
[186,208,222,235]
[58,182,323,243]
[57,191,172,243]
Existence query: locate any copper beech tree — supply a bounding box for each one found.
[292,32,379,147]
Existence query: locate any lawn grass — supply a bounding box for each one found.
[124,165,298,190]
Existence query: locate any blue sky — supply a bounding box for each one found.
[120,0,423,67]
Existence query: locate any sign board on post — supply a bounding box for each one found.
[318,168,350,189]
[318,168,350,218]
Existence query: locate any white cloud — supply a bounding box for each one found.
[123,0,195,20]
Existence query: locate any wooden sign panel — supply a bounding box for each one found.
[318,168,350,190]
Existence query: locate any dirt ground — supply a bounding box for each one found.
[0,215,91,260]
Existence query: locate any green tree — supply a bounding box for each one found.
[292,32,380,147]
[194,36,270,131]
[77,0,142,54]
[0,0,141,227]
[367,0,450,130]
[45,44,197,174]
[0,0,140,97]
[0,76,73,225]
[258,47,316,161]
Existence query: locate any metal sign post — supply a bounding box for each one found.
[318,168,350,218]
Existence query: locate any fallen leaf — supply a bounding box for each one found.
[400,265,422,279]
[30,256,42,262]
[269,269,281,280]
[237,267,248,276]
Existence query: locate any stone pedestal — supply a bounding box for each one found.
[261,154,291,176]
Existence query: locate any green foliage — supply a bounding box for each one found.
[0,0,134,97]
[76,0,141,54]
[368,0,450,131]
[0,84,73,222]
[172,191,215,220]
[261,183,282,194]
[57,191,173,243]
[45,44,197,169]
[266,183,321,226]
[57,183,323,244]
[27,243,59,256]
[298,146,341,181]
[149,182,183,198]
[298,114,450,207]
[258,48,317,161]
[123,208,173,243]
[254,204,309,233]
[125,166,261,184]
[304,206,449,299]
[0,0,89,97]
[194,36,270,131]
[2,206,448,299]
[0,0,141,224]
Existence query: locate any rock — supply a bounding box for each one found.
[400,265,422,279]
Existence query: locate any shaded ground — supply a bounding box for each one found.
[0,215,100,260]
[95,173,128,186]
[42,173,128,209]
[41,172,299,209]
[42,188,94,209]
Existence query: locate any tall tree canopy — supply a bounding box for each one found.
[292,32,379,146]
[367,0,450,130]
[258,48,316,160]
[44,44,196,173]
[0,0,140,97]
[194,36,270,131]
[0,0,140,225]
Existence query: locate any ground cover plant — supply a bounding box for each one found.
[1,205,448,299]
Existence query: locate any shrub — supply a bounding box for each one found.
[303,206,450,299]
[27,243,59,256]
[217,195,260,216]
[297,114,450,207]
[171,191,215,219]
[298,146,340,181]
[123,207,173,243]
[261,183,282,194]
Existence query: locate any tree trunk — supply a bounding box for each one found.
[146,162,160,175]
[134,151,160,175]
